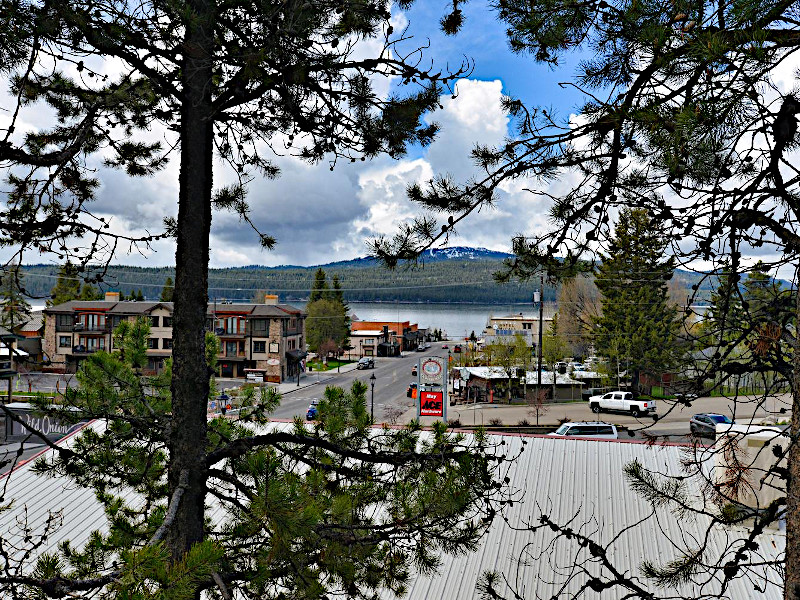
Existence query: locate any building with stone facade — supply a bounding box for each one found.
[43,293,305,382]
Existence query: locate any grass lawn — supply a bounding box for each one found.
[307,360,351,372]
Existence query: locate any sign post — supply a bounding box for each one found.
[416,356,447,421]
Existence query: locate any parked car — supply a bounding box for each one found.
[356,357,374,370]
[441,344,449,349]
[588,390,656,417]
[675,391,700,403]
[549,422,618,439]
[416,345,425,352]
[406,382,418,398]
[412,364,418,376]
[690,413,732,436]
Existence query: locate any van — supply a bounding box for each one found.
[549,422,618,439]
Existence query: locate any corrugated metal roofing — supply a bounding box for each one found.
[0,423,784,599]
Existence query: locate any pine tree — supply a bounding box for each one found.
[309,268,329,302]
[79,283,104,301]
[0,2,490,594]
[0,264,31,332]
[48,263,82,306]
[160,277,175,302]
[593,209,680,394]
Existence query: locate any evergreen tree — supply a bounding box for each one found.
[160,277,175,302]
[332,274,345,305]
[309,268,329,302]
[79,283,104,301]
[135,289,145,301]
[542,314,569,372]
[0,1,494,595]
[48,263,82,306]
[593,209,680,393]
[0,264,31,332]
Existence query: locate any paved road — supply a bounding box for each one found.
[271,347,449,421]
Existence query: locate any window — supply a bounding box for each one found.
[59,336,71,348]
[163,338,173,349]
[111,316,124,328]
[81,337,105,350]
[163,316,173,328]
[226,341,238,356]
[150,316,160,328]
[57,314,73,327]
[251,319,268,333]
[253,341,266,353]
[147,338,158,349]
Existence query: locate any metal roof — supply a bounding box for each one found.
[0,423,784,599]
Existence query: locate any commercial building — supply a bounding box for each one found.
[42,293,305,382]
[350,320,420,356]
[482,312,554,346]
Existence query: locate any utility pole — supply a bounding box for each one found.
[535,274,544,401]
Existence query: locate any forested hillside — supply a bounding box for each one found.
[18,248,711,305]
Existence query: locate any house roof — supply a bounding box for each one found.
[44,301,305,318]
[0,422,784,599]
[458,366,583,386]
[17,311,44,332]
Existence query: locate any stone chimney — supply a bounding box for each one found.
[263,294,279,305]
[105,291,121,302]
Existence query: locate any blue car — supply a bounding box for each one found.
[306,400,320,420]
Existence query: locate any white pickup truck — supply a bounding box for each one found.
[588,391,656,417]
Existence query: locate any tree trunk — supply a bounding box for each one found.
[785,262,800,600]
[167,0,215,563]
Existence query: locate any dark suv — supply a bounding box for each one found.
[356,357,374,370]
[689,413,732,436]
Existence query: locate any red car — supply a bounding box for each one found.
[441,344,449,349]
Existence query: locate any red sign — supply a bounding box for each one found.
[419,390,444,417]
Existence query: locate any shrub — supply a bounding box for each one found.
[517,419,531,427]
[488,418,503,426]
[447,418,462,428]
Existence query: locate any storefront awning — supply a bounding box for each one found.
[286,349,308,361]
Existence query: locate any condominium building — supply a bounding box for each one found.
[43,293,305,382]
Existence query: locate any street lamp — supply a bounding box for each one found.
[369,373,376,420]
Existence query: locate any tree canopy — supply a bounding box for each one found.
[592,208,681,393]
[0,0,493,596]
[372,0,800,595]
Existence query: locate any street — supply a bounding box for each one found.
[270,347,446,421]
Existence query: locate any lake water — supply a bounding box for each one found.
[291,301,546,340]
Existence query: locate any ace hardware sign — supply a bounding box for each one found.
[416,356,447,420]
[419,390,444,417]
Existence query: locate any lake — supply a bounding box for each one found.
[291,301,550,340]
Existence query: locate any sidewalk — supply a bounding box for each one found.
[216,361,361,397]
